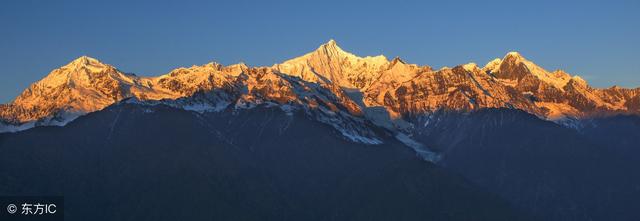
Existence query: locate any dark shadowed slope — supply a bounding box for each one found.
[410,109,640,221]
[0,103,530,221]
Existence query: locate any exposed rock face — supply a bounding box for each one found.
[2,40,638,221]
[0,54,382,144]
[0,56,139,125]
[1,40,639,134]
[272,41,639,122]
[479,52,638,119]
[273,39,390,89]
[380,65,542,116]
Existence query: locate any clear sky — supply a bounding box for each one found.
[1,0,639,103]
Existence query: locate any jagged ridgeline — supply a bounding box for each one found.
[2,40,640,221]
[1,40,639,153]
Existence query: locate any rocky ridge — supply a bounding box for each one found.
[1,40,638,156]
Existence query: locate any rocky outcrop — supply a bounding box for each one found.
[2,40,639,134]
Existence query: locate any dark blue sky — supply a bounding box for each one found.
[1,0,639,103]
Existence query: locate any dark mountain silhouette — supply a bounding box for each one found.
[410,109,640,221]
[0,103,530,221]
[1,40,639,220]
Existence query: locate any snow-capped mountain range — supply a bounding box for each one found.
[1,40,639,149]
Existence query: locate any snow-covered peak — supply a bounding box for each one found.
[390,56,406,66]
[462,62,479,72]
[274,39,390,89]
[492,52,572,89]
[502,51,529,64]
[322,39,339,49]
[482,58,502,73]
[313,39,358,60]
[2,42,639,148]
[63,56,108,70]
[34,56,127,89]
[69,55,100,65]
[0,56,141,128]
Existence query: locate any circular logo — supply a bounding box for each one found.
[7,204,17,214]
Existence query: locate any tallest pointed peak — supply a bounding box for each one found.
[318,39,342,50]
[312,39,353,59]
[319,39,341,48]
